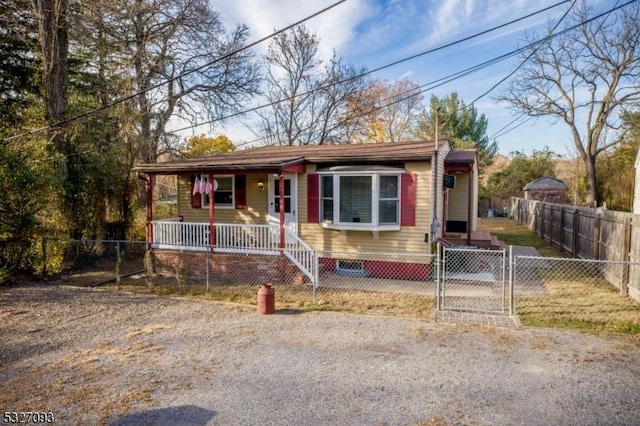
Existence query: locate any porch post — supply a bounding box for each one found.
[279,173,285,250]
[209,173,215,249]
[146,174,154,248]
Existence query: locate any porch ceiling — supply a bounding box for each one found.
[133,140,440,175]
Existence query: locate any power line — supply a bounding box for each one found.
[235,49,531,149]
[13,0,572,143]
[29,0,633,159]
[6,0,349,141]
[468,0,578,107]
[474,0,634,142]
[237,0,634,149]
[169,0,572,135]
[489,112,532,140]
[27,0,571,161]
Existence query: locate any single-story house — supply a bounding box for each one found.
[133,140,479,286]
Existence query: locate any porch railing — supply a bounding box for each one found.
[284,227,319,291]
[152,220,318,289]
[152,220,278,254]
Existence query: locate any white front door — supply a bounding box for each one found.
[269,173,298,234]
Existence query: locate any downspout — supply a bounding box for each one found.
[431,112,440,242]
[209,173,215,250]
[279,173,285,251]
[467,166,473,246]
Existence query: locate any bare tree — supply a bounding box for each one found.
[258,25,367,145]
[74,0,260,163]
[497,1,640,206]
[345,78,423,143]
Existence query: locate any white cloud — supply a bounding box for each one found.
[204,0,593,154]
[213,0,369,60]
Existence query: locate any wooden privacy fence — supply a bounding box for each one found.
[511,198,640,303]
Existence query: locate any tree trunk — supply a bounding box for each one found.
[585,155,600,208]
[32,0,68,157]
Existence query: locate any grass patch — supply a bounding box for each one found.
[478,217,564,257]
[516,267,640,336]
[111,277,435,319]
[479,217,640,336]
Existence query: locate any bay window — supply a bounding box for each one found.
[319,168,402,231]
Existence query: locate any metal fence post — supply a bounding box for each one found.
[42,236,47,276]
[313,254,318,300]
[116,241,122,285]
[501,247,507,314]
[206,247,210,291]
[509,245,515,315]
[436,241,441,311]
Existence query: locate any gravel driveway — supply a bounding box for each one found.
[1,283,639,426]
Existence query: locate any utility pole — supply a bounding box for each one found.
[431,107,441,243]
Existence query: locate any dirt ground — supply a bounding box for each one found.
[1,283,639,425]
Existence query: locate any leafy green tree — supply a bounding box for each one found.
[486,148,558,197]
[183,134,235,158]
[416,92,497,173]
[0,135,46,281]
[597,111,640,211]
[0,0,39,128]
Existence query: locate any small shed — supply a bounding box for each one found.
[523,176,568,204]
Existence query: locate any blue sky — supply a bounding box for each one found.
[211,0,614,156]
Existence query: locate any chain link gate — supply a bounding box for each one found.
[437,246,510,314]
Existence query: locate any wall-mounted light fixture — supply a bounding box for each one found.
[257,180,265,191]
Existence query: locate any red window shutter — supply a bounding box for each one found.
[190,175,201,209]
[401,173,416,226]
[234,174,247,209]
[307,173,319,223]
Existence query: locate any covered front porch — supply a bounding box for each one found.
[136,148,316,286]
[150,219,319,288]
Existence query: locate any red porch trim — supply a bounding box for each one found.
[146,174,154,248]
[209,173,215,249]
[279,173,285,250]
[282,163,306,173]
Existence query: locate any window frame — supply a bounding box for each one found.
[318,170,401,231]
[200,174,235,209]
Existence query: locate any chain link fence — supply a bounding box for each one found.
[42,239,148,287]
[41,239,640,324]
[512,255,640,330]
[438,247,508,314]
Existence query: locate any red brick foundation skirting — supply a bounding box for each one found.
[153,250,309,285]
[319,257,430,281]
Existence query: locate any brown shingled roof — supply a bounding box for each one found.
[444,149,476,164]
[133,140,443,175]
